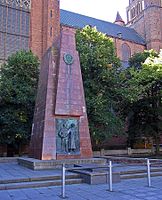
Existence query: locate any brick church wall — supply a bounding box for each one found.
[30,0,60,60]
[114,38,145,59]
[128,16,145,40]
[30,0,44,59]
[144,5,162,51]
[127,0,162,52]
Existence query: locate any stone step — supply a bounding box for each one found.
[120,168,162,175]
[0,178,83,190]
[121,172,162,180]
[18,157,107,170]
[0,157,18,163]
[0,174,81,184]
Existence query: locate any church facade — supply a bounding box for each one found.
[0,0,30,66]
[127,0,162,51]
[0,0,162,65]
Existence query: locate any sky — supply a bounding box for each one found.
[60,0,129,23]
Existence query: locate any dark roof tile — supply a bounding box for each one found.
[60,9,146,45]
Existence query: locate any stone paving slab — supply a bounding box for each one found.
[0,161,161,179]
[0,162,162,199]
[0,162,62,180]
[0,177,161,199]
[0,161,152,180]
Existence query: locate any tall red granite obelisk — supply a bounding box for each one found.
[30,25,93,160]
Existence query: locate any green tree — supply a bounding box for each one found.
[0,51,39,152]
[126,50,162,154]
[129,49,158,69]
[76,25,125,147]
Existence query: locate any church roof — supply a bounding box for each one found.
[60,9,146,45]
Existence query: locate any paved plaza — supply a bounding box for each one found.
[0,161,162,200]
[0,177,161,200]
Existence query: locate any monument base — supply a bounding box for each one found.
[18,157,106,170]
[73,164,121,184]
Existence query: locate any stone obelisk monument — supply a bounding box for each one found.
[30,25,93,160]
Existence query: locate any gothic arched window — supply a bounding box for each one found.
[121,43,131,62]
[137,2,141,14]
[131,7,136,19]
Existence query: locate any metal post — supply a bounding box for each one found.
[109,160,113,192]
[60,163,67,199]
[147,159,151,187]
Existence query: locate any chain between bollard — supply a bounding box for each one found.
[147,159,151,187]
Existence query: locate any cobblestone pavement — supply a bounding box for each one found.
[0,177,162,200]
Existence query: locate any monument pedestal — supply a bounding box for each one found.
[30,27,93,160]
[18,157,106,170]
